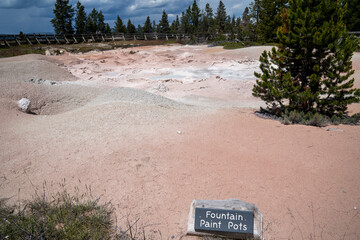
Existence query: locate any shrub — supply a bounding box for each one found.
[0,188,117,239]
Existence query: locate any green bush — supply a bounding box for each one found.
[276,110,360,126]
[0,188,118,239]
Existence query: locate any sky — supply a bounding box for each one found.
[0,0,253,34]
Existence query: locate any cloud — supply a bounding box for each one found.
[0,0,253,34]
[0,0,52,9]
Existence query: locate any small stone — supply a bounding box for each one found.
[177,130,182,134]
[155,83,169,92]
[17,98,31,113]
[354,206,358,210]
[343,189,347,193]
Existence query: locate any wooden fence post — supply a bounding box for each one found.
[25,35,32,45]
[46,35,51,44]
[4,36,11,47]
[55,35,60,44]
[14,35,21,46]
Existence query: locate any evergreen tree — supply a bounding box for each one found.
[152,20,157,32]
[229,15,236,39]
[185,6,193,33]
[343,0,360,31]
[203,3,215,34]
[215,0,227,33]
[252,0,360,116]
[251,0,287,42]
[114,16,126,33]
[84,17,94,33]
[205,3,213,19]
[85,8,99,33]
[143,16,153,33]
[170,16,180,33]
[180,12,188,33]
[104,23,111,34]
[126,19,137,34]
[235,17,243,39]
[158,10,170,33]
[137,24,143,33]
[241,7,255,40]
[51,0,74,35]
[191,0,201,33]
[75,1,86,34]
[97,10,106,33]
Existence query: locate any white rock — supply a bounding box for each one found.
[155,83,169,92]
[18,98,31,113]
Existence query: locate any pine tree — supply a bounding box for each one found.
[75,1,86,34]
[343,0,360,31]
[85,8,98,33]
[204,3,215,34]
[127,19,137,34]
[143,16,153,33]
[252,0,360,116]
[170,16,180,34]
[51,0,74,35]
[241,7,256,40]
[104,23,111,34]
[158,10,170,33]
[152,20,157,32]
[114,16,126,33]
[205,3,213,19]
[137,25,143,33]
[215,0,227,33]
[251,0,287,42]
[191,0,201,33]
[186,6,193,33]
[180,12,188,34]
[97,10,106,33]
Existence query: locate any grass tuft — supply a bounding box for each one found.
[0,187,118,239]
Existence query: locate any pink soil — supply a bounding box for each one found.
[0,45,359,239]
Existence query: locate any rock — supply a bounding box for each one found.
[18,98,31,113]
[155,83,169,93]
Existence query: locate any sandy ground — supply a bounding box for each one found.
[0,44,360,239]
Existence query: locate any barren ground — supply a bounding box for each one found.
[1,44,360,239]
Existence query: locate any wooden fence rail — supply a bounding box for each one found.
[0,33,194,47]
[2,32,359,47]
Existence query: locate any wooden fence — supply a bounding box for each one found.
[0,33,194,47]
[1,32,359,47]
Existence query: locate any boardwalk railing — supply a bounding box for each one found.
[0,33,193,47]
[2,32,359,47]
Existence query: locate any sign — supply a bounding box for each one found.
[194,208,253,234]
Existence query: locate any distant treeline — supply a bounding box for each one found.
[51,0,360,43]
